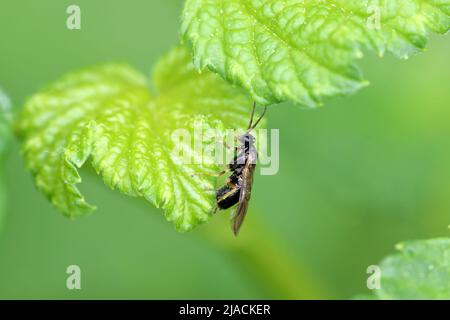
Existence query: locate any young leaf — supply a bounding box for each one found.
[377,238,450,299]
[16,47,253,231]
[181,0,450,107]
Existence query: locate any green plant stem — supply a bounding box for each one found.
[197,211,330,299]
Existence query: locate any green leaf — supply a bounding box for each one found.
[377,238,450,299]
[16,47,253,231]
[181,0,450,107]
[0,87,12,229]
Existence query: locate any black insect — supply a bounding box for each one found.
[215,102,267,236]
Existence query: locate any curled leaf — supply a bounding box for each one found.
[16,47,253,231]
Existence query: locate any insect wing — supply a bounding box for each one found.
[232,162,255,235]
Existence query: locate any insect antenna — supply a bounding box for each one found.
[250,106,267,130]
[247,102,257,130]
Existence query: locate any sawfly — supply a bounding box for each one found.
[215,102,267,236]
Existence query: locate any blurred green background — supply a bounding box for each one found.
[0,0,449,299]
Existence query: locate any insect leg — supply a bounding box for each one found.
[214,131,241,152]
[203,188,217,195]
[190,169,229,193]
[190,170,228,178]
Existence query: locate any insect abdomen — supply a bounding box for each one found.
[216,185,241,210]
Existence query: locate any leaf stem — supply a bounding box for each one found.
[197,211,330,299]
